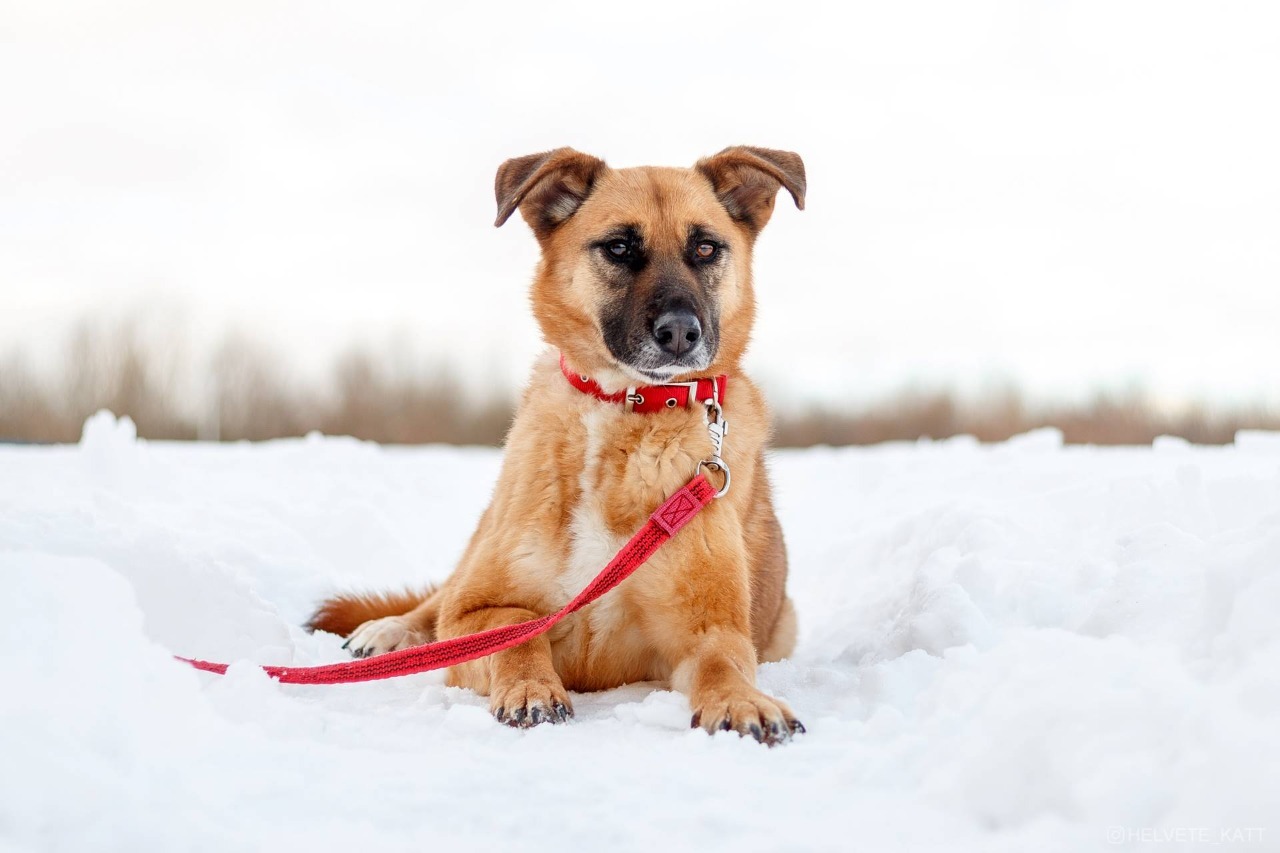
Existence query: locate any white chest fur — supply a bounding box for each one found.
[560,405,631,644]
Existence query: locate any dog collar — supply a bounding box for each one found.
[559,354,728,414]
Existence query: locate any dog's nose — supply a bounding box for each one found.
[652,311,702,357]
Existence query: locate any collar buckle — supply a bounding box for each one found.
[665,380,703,409]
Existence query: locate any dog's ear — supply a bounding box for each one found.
[695,146,806,232]
[494,148,608,235]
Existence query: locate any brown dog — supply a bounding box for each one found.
[307,146,805,744]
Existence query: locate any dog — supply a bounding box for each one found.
[307,146,806,744]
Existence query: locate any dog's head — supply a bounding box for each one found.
[495,147,805,389]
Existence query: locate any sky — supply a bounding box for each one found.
[2,0,1278,410]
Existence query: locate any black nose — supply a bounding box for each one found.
[652,311,702,357]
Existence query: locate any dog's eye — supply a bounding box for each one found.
[695,242,718,261]
[606,241,630,259]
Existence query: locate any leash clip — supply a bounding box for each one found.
[695,397,731,498]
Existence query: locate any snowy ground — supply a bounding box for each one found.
[2,412,1277,852]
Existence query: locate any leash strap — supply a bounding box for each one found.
[177,474,717,685]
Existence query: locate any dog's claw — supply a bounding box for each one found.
[692,691,801,745]
[500,701,568,728]
[491,681,571,729]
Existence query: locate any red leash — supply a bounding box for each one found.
[177,473,718,685]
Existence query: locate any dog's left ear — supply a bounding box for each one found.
[696,146,806,232]
[494,147,608,236]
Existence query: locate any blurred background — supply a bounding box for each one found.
[2,1,1278,446]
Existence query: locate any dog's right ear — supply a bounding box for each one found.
[494,148,607,236]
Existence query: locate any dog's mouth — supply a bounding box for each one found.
[620,345,714,384]
[634,365,685,382]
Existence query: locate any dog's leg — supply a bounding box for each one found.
[652,534,804,746]
[758,596,798,664]
[670,628,803,745]
[439,606,573,728]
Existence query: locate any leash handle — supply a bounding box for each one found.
[177,474,717,685]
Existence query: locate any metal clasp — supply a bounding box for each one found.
[695,396,731,498]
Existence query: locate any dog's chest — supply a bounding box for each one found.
[557,407,633,649]
[546,404,704,684]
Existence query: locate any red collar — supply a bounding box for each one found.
[559,354,728,414]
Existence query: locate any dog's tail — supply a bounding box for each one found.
[304,586,440,638]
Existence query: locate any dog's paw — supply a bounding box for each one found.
[342,616,427,658]
[490,678,573,729]
[690,689,804,746]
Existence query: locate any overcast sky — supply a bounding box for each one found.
[2,1,1277,409]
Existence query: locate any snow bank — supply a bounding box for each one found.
[2,414,1276,851]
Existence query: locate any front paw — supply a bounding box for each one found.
[491,678,573,729]
[690,689,804,746]
[342,616,427,658]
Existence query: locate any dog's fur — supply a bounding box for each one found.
[307,146,806,743]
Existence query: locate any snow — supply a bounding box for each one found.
[2,413,1277,851]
